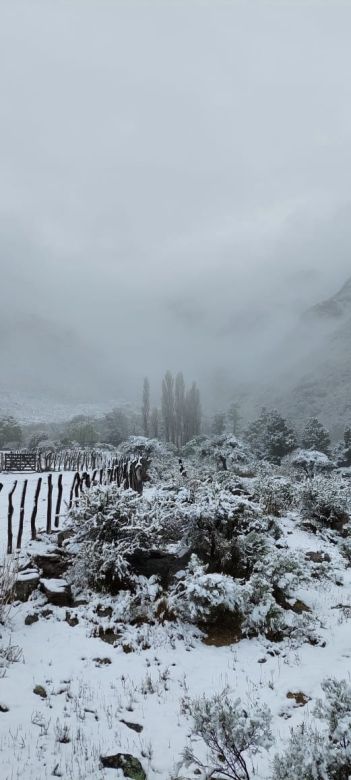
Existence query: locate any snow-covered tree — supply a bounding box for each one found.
[161,370,175,443]
[150,407,159,439]
[228,402,241,435]
[290,449,334,477]
[175,372,186,447]
[142,377,150,437]
[302,417,331,454]
[246,408,296,463]
[211,412,226,435]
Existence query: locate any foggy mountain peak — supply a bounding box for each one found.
[305,275,351,322]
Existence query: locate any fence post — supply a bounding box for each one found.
[7,481,17,555]
[31,477,42,540]
[46,474,53,533]
[16,478,28,549]
[55,474,63,528]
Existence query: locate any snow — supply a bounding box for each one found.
[2,441,351,778]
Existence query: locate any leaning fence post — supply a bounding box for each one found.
[46,474,53,533]
[31,477,42,540]
[69,472,77,510]
[7,481,17,555]
[16,478,28,549]
[55,474,63,528]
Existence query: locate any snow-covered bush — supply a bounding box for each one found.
[273,725,328,780]
[274,677,351,780]
[0,556,17,625]
[290,449,335,477]
[299,476,350,533]
[242,573,285,640]
[169,555,244,627]
[69,486,164,593]
[255,476,295,516]
[185,690,272,780]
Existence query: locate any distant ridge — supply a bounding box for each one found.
[304,276,351,321]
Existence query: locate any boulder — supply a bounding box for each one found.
[15,569,40,601]
[100,754,146,779]
[127,549,191,587]
[33,685,47,699]
[25,613,39,626]
[32,550,70,578]
[40,578,72,607]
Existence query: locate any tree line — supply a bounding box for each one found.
[142,371,201,446]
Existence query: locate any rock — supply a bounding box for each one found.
[305,551,331,564]
[98,627,120,645]
[41,608,53,619]
[120,719,143,733]
[32,551,70,578]
[15,569,40,601]
[93,657,112,666]
[287,691,311,707]
[40,579,72,607]
[25,613,39,626]
[33,685,47,699]
[100,753,146,779]
[57,528,75,548]
[127,549,191,587]
[65,611,79,627]
[0,704,9,713]
[291,599,311,614]
[96,605,113,618]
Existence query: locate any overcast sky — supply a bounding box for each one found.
[1,1,351,404]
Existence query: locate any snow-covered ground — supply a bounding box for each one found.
[1,441,351,779]
[1,518,351,780]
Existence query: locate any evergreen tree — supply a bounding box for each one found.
[228,402,241,435]
[246,408,296,463]
[142,377,150,437]
[0,416,22,448]
[302,417,331,454]
[211,413,226,435]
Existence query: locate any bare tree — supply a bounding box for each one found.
[184,382,201,442]
[161,371,175,443]
[175,372,186,448]
[150,407,159,439]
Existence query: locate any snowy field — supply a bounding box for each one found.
[0,472,75,555]
[1,440,351,779]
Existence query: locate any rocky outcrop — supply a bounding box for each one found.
[15,569,40,601]
[40,578,72,607]
[127,549,191,587]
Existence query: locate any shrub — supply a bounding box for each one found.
[185,690,272,780]
[273,678,351,780]
[169,555,244,627]
[300,477,350,533]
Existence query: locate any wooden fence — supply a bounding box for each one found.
[0,449,119,474]
[1,457,149,555]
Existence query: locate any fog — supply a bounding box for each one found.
[1,1,351,412]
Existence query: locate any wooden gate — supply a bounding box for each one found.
[4,453,38,472]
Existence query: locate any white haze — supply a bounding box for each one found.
[0,1,351,409]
